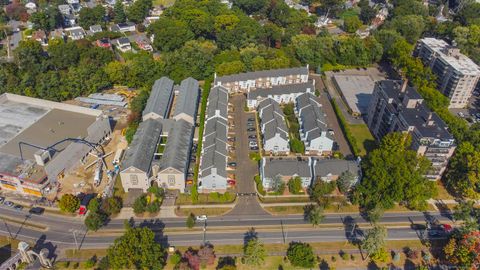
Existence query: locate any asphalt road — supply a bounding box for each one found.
[0,205,452,249]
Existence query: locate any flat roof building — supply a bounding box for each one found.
[332,74,376,116]
[414,38,480,108]
[366,80,456,180]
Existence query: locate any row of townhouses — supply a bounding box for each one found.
[258,99,290,154]
[120,77,200,192]
[260,157,361,190]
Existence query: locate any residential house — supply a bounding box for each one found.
[89,25,103,34]
[156,119,194,192]
[114,37,131,52]
[120,119,162,192]
[96,38,111,48]
[246,82,314,109]
[31,30,47,46]
[198,86,229,193]
[214,66,310,93]
[366,80,456,180]
[260,157,313,190]
[110,22,136,33]
[295,93,334,155]
[312,159,361,184]
[49,29,65,41]
[142,77,175,121]
[172,77,200,125]
[65,26,85,40]
[257,98,290,154]
[58,4,71,15]
[135,36,153,51]
[144,16,159,27]
[63,14,76,27]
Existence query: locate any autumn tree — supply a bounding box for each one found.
[58,194,80,213]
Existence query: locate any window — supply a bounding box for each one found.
[130,175,138,185]
[168,175,175,186]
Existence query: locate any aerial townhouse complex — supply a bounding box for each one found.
[414,37,480,108]
[121,77,199,193]
[257,99,290,154]
[198,85,230,193]
[366,80,456,180]
[214,66,310,93]
[260,157,361,191]
[295,93,334,155]
[246,82,315,109]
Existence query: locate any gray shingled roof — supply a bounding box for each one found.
[206,86,229,119]
[143,77,174,119]
[122,119,162,173]
[215,66,309,84]
[314,159,360,178]
[173,77,199,120]
[159,119,193,173]
[263,158,312,179]
[296,93,332,142]
[257,98,288,141]
[247,82,314,100]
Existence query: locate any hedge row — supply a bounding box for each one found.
[330,99,360,156]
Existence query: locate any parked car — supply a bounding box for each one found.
[247,128,255,132]
[249,141,258,147]
[78,193,94,215]
[4,201,14,207]
[196,215,207,221]
[250,146,259,150]
[248,135,257,139]
[227,137,235,142]
[29,207,45,215]
[228,162,237,167]
[14,205,23,211]
[248,118,255,122]
[458,112,465,118]
[247,122,255,127]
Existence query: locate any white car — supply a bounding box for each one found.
[249,141,258,147]
[195,215,207,221]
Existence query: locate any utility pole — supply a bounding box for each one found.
[1,217,13,240]
[280,220,286,244]
[202,221,207,245]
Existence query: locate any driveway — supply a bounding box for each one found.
[226,95,267,216]
[311,75,352,157]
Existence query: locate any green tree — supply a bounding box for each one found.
[30,7,61,31]
[243,237,266,266]
[215,61,246,76]
[78,5,105,28]
[84,211,107,231]
[390,15,425,43]
[232,0,268,15]
[186,213,196,229]
[148,18,194,52]
[337,171,357,193]
[113,1,126,23]
[354,133,436,214]
[445,142,480,198]
[127,0,152,23]
[289,138,304,154]
[288,177,303,194]
[58,194,80,213]
[359,1,376,24]
[309,180,336,203]
[455,1,480,25]
[307,204,325,227]
[87,198,101,212]
[102,196,123,215]
[133,194,147,214]
[361,225,387,258]
[343,16,362,33]
[286,242,316,268]
[107,226,165,269]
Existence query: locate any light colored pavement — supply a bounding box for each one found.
[311,74,352,156]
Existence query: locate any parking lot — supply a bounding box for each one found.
[449,90,480,125]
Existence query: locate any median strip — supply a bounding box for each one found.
[1,216,48,231]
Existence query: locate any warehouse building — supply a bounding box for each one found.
[331,74,376,116]
[0,93,111,197]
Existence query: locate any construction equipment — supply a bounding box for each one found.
[85,151,113,186]
[115,90,138,101]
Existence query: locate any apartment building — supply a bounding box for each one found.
[257,98,290,154]
[214,66,310,93]
[366,80,456,180]
[246,82,315,109]
[414,38,480,108]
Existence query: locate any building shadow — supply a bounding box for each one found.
[33,234,57,262]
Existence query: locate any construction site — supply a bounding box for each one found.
[0,91,130,201]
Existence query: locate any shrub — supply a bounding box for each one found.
[72,262,79,269]
[340,251,349,260]
[287,242,316,268]
[331,255,337,262]
[254,175,266,196]
[331,99,360,156]
[186,213,195,228]
[132,194,147,214]
[102,196,122,215]
[58,194,80,213]
[350,254,355,260]
[407,249,419,260]
[83,257,96,268]
[169,252,182,266]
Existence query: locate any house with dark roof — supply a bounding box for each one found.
[260,157,313,189]
[198,86,229,193]
[120,119,162,192]
[257,98,290,154]
[114,37,131,52]
[65,26,85,40]
[366,80,456,180]
[313,159,361,184]
[295,93,334,155]
[89,25,103,34]
[214,66,310,93]
[246,82,314,109]
[156,119,194,191]
[110,22,136,33]
[172,77,200,125]
[143,77,175,121]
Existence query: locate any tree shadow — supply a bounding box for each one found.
[434,201,453,221]
[318,259,329,270]
[135,219,168,247]
[363,139,377,153]
[367,261,379,270]
[342,215,362,245]
[243,227,257,246]
[404,259,416,270]
[216,256,236,270]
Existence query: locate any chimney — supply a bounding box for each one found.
[427,112,435,126]
[400,79,408,93]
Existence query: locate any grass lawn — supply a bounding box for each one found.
[259,196,310,203]
[339,8,360,20]
[175,207,232,217]
[433,182,454,200]
[113,174,126,201]
[347,124,376,156]
[265,203,437,215]
[176,192,236,205]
